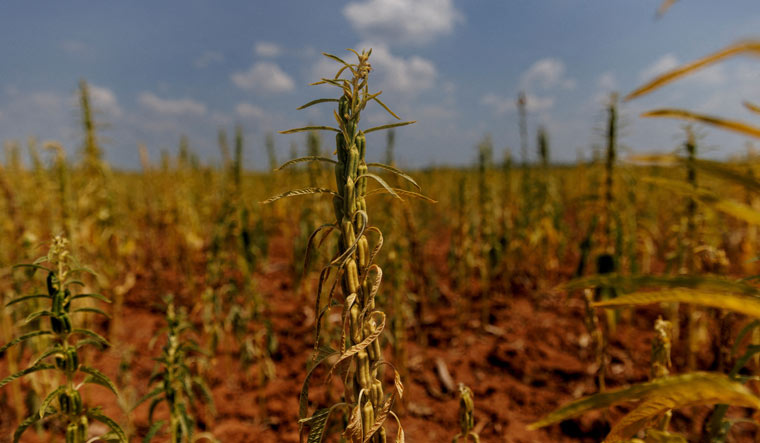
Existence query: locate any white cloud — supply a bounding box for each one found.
[598,71,617,91]
[194,50,224,68]
[311,56,340,82]
[138,92,206,115]
[343,0,462,45]
[638,53,727,94]
[88,85,122,117]
[255,42,282,57]
[236,103,265,119]
[309,44,437,94]
[521,57,575,90]
[357,43,437,93]
[639,53,680,81]
[590,72,618,106]
[481,92,554,114]
[231,62,295,93]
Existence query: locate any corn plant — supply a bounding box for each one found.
[0,236,125,442]
[266,48,421,443]
[135,295,214,443]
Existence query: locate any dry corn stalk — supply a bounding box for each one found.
[270,48,419,443]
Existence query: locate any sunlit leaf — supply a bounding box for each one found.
[528,372,760,430]
[595,289,760,319]
[641,109,760,140]
[626,40,760,100]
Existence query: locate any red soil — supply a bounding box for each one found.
[0,231,755,442]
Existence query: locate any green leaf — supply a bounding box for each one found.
[297,98,340,110]
[0,330,53,356]
[70,292,111,303]
[363,121,416,135]
[193,376,216,415]
[143,420,165,443]
[75,338,107,351]
[299,346,338,419]
[28,346,64,367]
[13,411,46,443]
[71,329,110,348]
[279,126,340,135]
[300,404,349,443]
[133,386,164,410]
[371,96,401,120]
[732,320,760,357]
[0,363,56,389]
[88,409,128,442]
[148,396,164,423]
[322,52,350,67]
[68,265,97,276]
[6,293,51,307]
[528,372,760,430]
[79,365,120,396]
[12,263,52,273]
[39,386,67,418]
[311,78,347,88]
[72,307,111,318]
[24,310,55,323]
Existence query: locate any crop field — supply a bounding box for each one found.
[3,3,760,443]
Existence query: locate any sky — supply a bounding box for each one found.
[1,0,759,169]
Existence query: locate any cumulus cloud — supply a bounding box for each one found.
[358,43,437,93]
[138,92,206,115]
[231,62,295,93]
[520,58,575,90]
[640,53,727,88]
[88,84,122,117]
[481,92,554,114]
[194,50,224,68]
[589,71,618,106]
[598,71,617,91]
[255,42,282,57]
[639,53,680,81]
[235,102,265,119]
[310,44,437,95]
[343,0,462,45]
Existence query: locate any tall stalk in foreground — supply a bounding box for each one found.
[267,49,418,442]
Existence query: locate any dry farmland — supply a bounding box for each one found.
[4,32,760,443]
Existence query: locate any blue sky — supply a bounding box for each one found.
[1,1,759,169]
